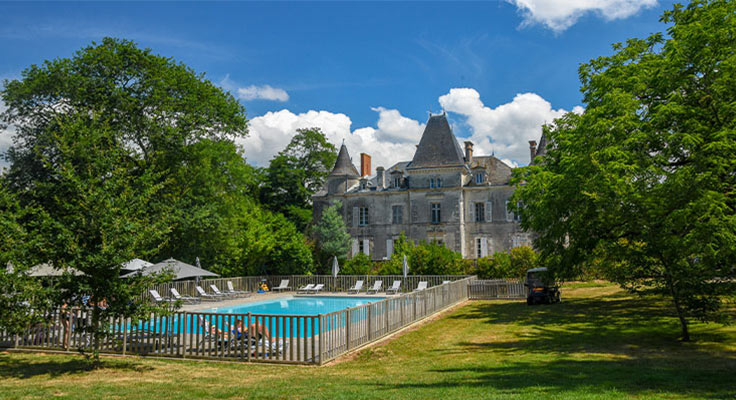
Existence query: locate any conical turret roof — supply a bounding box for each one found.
[328,144,360,178]
[409,113,465,168]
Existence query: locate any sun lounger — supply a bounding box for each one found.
[170,288,201,304]
[149,289,174,304]
[226,281,251,297]
[366,280,382,294]
[442,280,451,285]
[195,285,220,301]
[347,280,364,294]
[272,279,292,292]
[413,281,428,292]
[296,284,314,294]
[386,280,402,294]
[307,284,324,294]
[210,284,235,299]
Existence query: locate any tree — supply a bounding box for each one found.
[0,38,247,360]
[312,201,351,269]
[511,0,736,341]
[262,128,337,231]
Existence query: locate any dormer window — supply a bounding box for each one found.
[360,181,367,190]
[393,176,401,188]
[475,172,484,185]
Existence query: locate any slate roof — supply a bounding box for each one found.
[409,113,466,168]
[328,144,360,178]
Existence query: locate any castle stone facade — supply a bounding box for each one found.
[313,112,533,260]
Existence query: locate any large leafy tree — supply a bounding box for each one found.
[512,0,736,341]
[0,38,248,359]
[262,128,337,231]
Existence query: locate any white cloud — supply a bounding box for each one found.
[507,0,658,32]
[241,107,420,170]
[0,100,15,172]
[240,89,580,169]
[237,85,289,102]
[219,75,290,102]
[439,88,581,165]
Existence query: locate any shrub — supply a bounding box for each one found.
[342,252,372,275]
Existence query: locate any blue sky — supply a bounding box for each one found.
[0,1,670,169]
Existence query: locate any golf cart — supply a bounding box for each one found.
[525,267,561,305]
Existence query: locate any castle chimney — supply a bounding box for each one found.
[376,166,385,189]
[360,153,371,177]
[464,141,474,163]
[529,140,537,163]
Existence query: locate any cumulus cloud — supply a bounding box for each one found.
[237,84,289,102]
[439,88,582,165]
[507,0,658,32]
[240,88,580,169]
[241,107,420,169]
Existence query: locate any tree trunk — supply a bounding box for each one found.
[665,272,690,341]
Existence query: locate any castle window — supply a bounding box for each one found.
[429,178,435,189]
[475,202,485,222]
[431,203,441,224]
[437,178,442,188]
[359,207,369,226]
[393,176,401,188]
[392,205,403,224]
[475,172,484,185]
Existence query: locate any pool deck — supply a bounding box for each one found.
[180,291,394,312]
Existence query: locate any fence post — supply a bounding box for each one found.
[367,305,372,341]
[122,318,127,356]
[318,314,324,365]
[181,312,187,359]
[384,300,389,334]
[246,313,252,362]
[345,308,350,351]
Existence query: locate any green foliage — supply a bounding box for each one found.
[410,242,465,275]
[476,252,512,280]
[341,252,372,275]
[378,233,414,275]
[378,234,467,276]
[475,247,538,279]
[0,183,54,335]
[312,201,351,268]
[511,0,736,340]
[261,128,337,231]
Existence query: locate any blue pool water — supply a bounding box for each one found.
[202,296,385,316]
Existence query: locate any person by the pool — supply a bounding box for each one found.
[232,319,271,341]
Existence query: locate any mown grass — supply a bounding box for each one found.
[1,284,734,399]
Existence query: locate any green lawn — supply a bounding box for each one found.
[1,284,734,399]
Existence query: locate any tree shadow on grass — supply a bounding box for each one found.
[444,294,736,357]
[363,290,736,398]
[370,357,736,399]
[0,352,153,379]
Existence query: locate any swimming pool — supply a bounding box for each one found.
[202,296,385,316]
[129,296,386,337]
